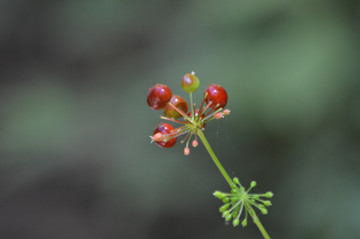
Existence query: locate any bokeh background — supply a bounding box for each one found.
[1,0,360,238]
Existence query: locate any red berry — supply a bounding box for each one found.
[153,123,177,148]
[181,73,200,93]
[204,84,228,109]
[147,84,172,110]
[164,95,188,118]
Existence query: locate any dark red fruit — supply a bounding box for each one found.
[153,123,177,148]
[147,84,172,110]
[181,73,200,93]
[164,95,188,118]
[204,84,228,109]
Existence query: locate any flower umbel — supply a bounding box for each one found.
[214,178,273,227]
[147,72,273,239]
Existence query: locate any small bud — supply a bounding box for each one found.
[153,132,163,142]
[265,191,274,198]
[263,201,272,207]
[231,189,237,194]
[184,147,190,155]
[222,197,229,203]
[232,218,240,227]
[233,177,240,185]
[222,210,230,218]
[223,109,231,115]
[259,207,268,215]
[215,112,223,119]
[232,209,239,218]
[213,191,224,199]
[253,195,260,200]
[192,139,198,147]
[241,218,248,227]
[250,181,257,188]
[219,203,230,212]
[225,214,232,221]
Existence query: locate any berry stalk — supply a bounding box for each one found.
[197,129,271,239]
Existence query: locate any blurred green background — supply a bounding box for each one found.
[0,0,360,238]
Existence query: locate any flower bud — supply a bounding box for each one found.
[225,214,232,221]
[232,218,240,227]
[213,191,224,199]
[259,207,268,215]
[263,200,272,207]
[265,191,274,198]
[250,181,257,188]
[223,109,231,115]
[184,147,190,155]
[241,218,248,227]
[219,203,230,212]
[222,197,229,203]
[152,132,163,142]
[233,177,240,185]
[192,139,198,147]
[222,210,230,218]
[215,112,223,119]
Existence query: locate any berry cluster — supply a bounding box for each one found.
[213,178,273,227]
[147,72,230,155]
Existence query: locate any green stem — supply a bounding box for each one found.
[197,130,233,186]
[247,205,271,239]
[197,129,271,239]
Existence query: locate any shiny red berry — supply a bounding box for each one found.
[153,123,177,148]
[147,84,172,110]
[181,73,200,93]
[204,84,228,109]
[164,95,188,118]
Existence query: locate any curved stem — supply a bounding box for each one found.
[197,130,271,239]
[197,130,233,186]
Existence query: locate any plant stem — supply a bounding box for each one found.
[197,129,271,239]
[247,205,271,239]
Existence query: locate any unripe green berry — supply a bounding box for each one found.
[222,211,230,218]
[263,200,272,207]
[265,191,274,198]
[233,177,240,185]
[219,203,230,212]
[181,72,200,93]
[231,189,237,194]
[222,198,229,203]
[225,214,232,221]
[213,191,224,199]
[242,218,248,227]
[259,207,268,215]
[233,218,240,227]
[250,181,257,188]
[232,209,239,218]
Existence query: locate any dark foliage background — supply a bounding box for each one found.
[0,1,360,238]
